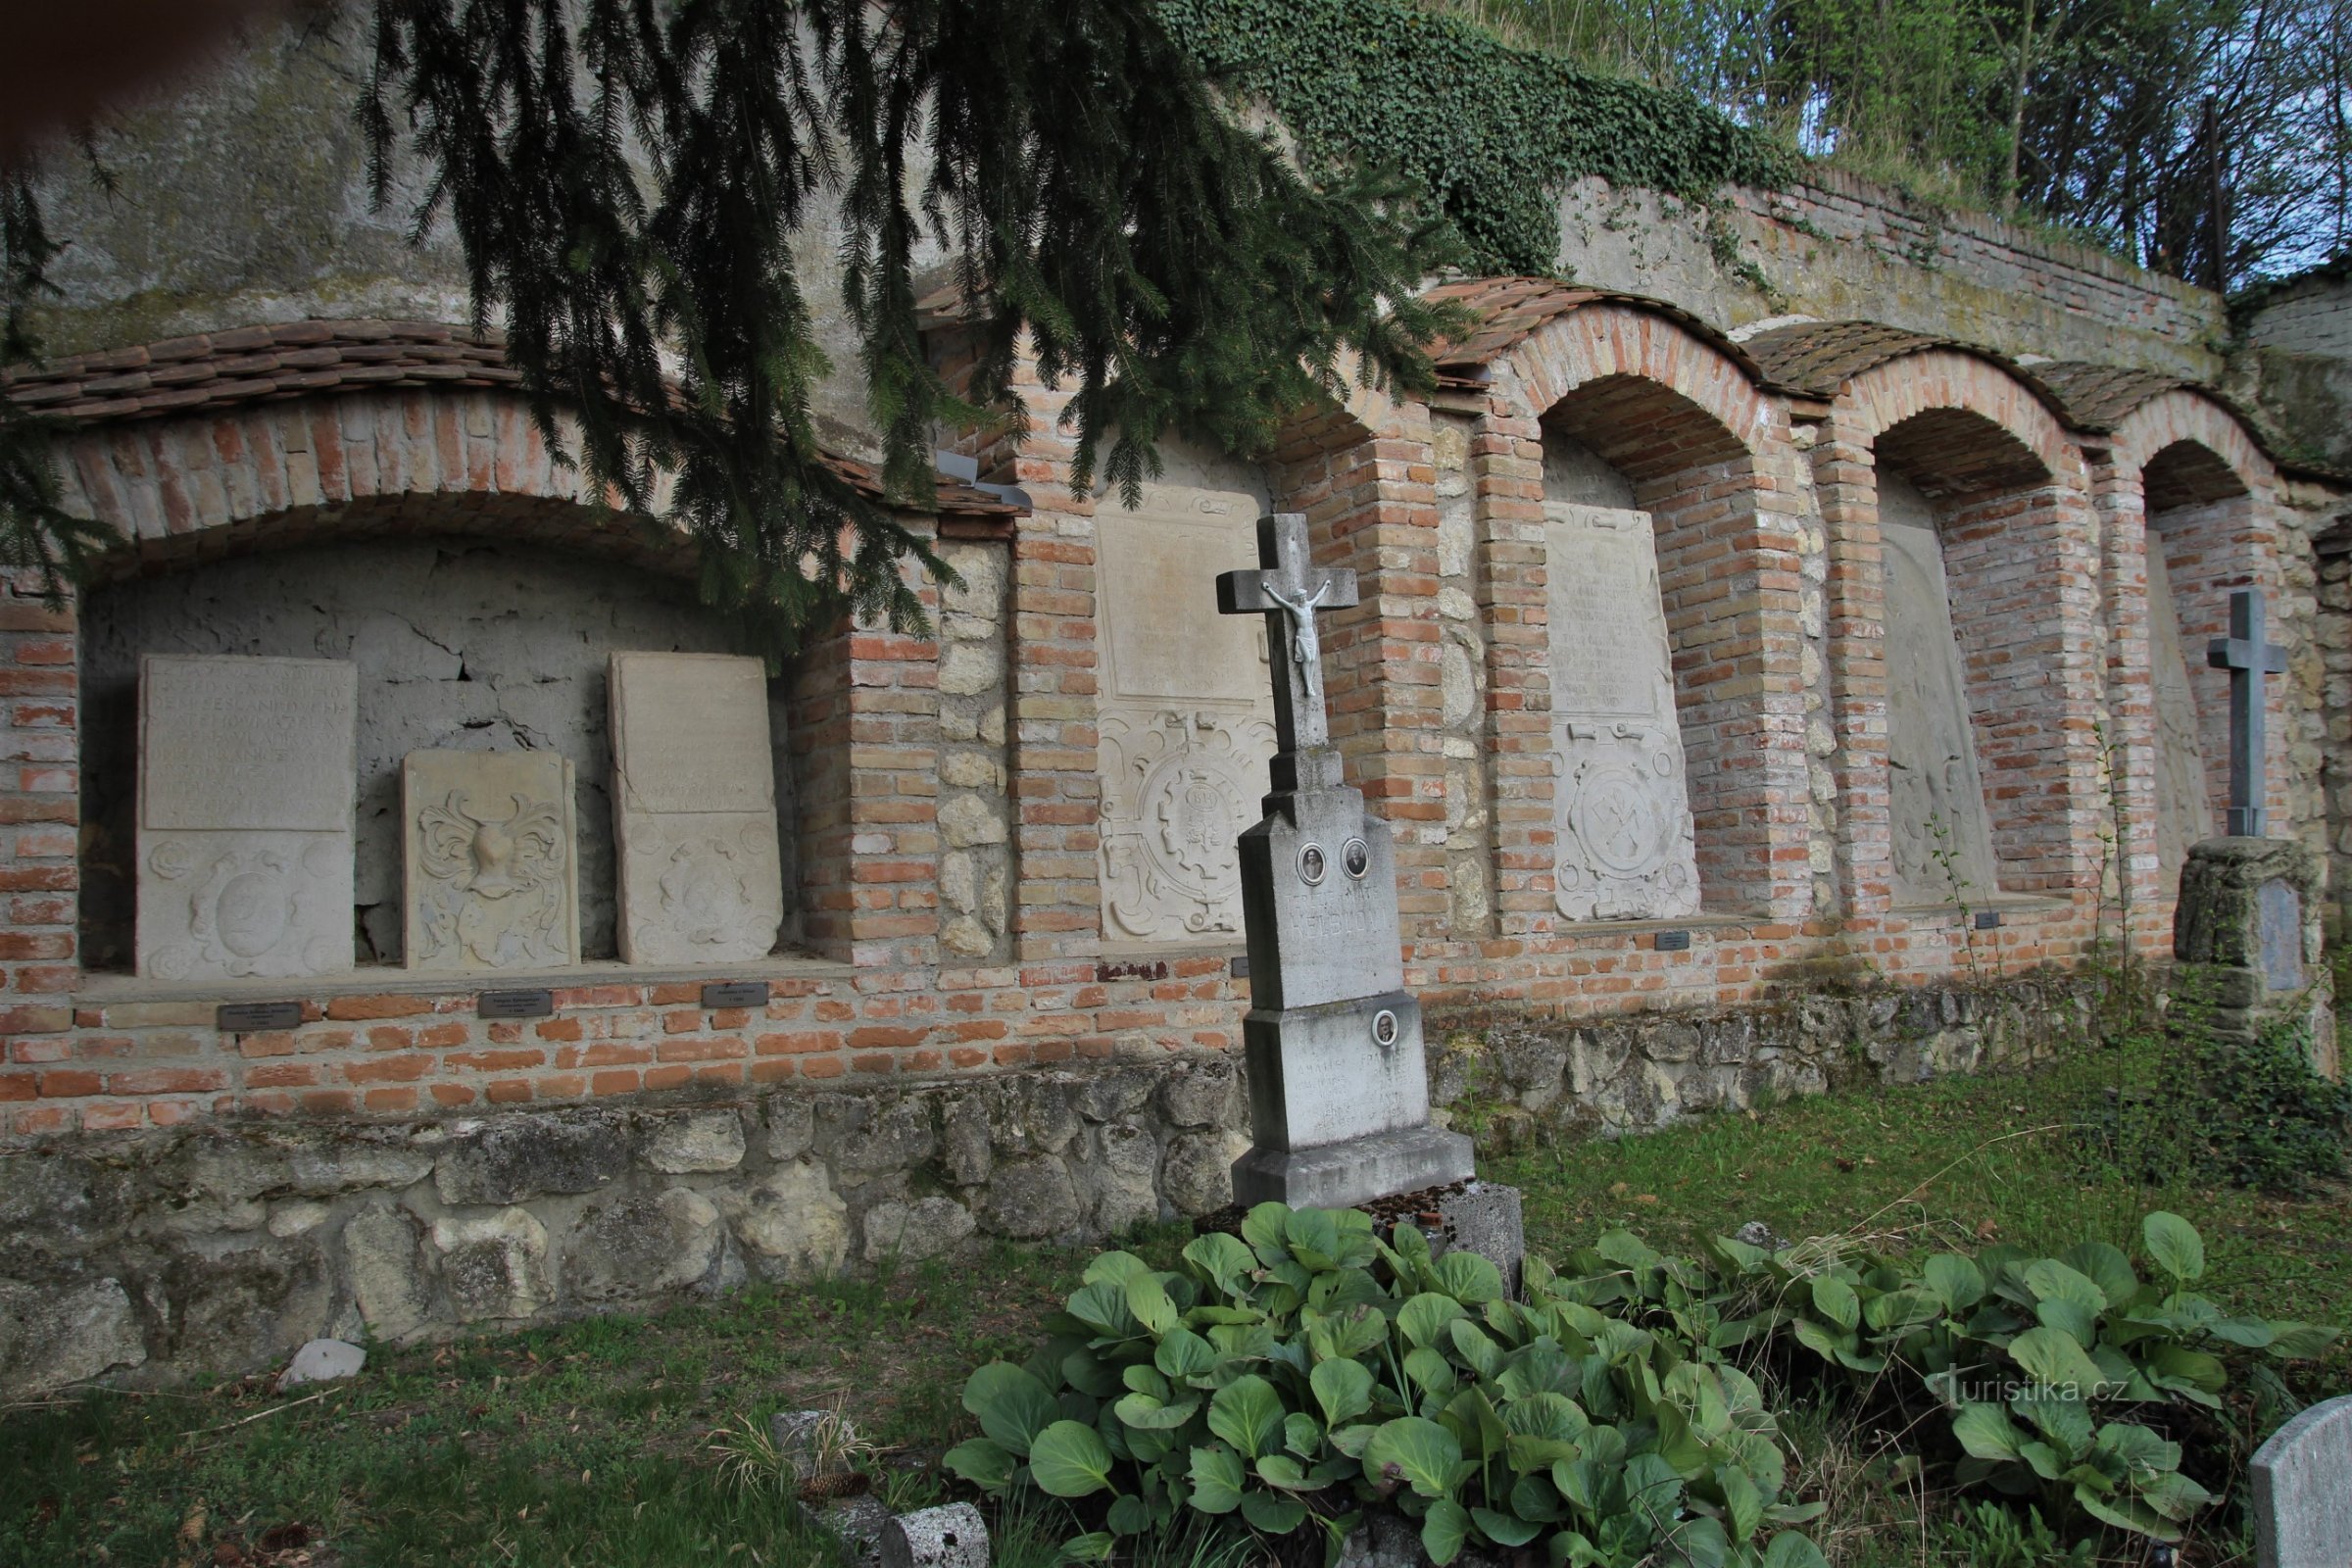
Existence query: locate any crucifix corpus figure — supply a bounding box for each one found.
[1215,513,1358,760]
[2207,586,2286,838]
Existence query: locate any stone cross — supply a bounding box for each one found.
[1216,514,1358,760]
[2206,587,2286,837]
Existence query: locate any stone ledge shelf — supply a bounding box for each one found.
[73,953,859,1009]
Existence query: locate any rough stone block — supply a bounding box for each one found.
[1232,1124,1475,1211]
[881,1502,989,1568]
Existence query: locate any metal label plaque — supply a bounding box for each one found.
[478,988,556,1020]
[1974,910,2003,931]
[1653,929,1691,952]
[218,1001,303,1032]
[700,980,770,1010]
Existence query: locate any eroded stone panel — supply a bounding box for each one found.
[1096,457,1276,946]
[403,749,579,971]
[2147,544,2213,881]
[1881,475,2003,907]
[609,652,784,964]
[1544,503,1699,919]
[136,655,357,980]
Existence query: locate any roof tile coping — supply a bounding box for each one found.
[3,319,1022,518]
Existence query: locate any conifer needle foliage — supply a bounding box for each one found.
[358,0,1458,654]
[0,166,115,596]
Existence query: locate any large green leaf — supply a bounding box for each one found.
[1182,1232,1258,1295]
[1153,1326,1218,1382]
[1922,1253,1984,1312]
[1084,1250,1152,1287]
[2077,1483,2182,1542]
[1241,1490,1308,1536]
[1105,1494,1157,1537]
[1420,1497,1472,1565]
[1112,1392,1201,1430]
[2142,1213,2206,1282]
[964,1362,1059,1455]
[1472,1506,1544,1547]
[1762,1531,1832,1568]
[2008,1327,2109,1393]
[1951,1403,2026,1461]
[1403,1346,1458,1398]
[1064,1281,1140,1340]
[1364,1416,1464,1498]
[1058,1532,1117,1562]
[1399,1293,1468,1348]
[1207,1374,1286,1458]
[1286,1207,1342,1268]
[1809,1276,1860,1331]
[1434,1250,1505,1304]
[942,1437,1015,1490]
[1240,1202,1294,1262]
[1126,1272,1180,1336]
[2024,1258,2107,1312]
[1029,1419,1116,1497]
[1311,1356,1374,1425]
[1718,1463,1764,1543]
[1188,1443,1246,1512]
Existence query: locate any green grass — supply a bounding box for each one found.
[0,1238,1138,1567]
[2,1017,2344,1566]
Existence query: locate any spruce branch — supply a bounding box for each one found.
[362,0,1458,656]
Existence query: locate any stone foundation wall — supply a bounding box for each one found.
[0,977,2092,1397]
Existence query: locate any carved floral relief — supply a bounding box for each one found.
[403,753,580,971]
[1099,708,1275,942]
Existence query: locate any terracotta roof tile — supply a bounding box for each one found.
[3,318,1021,518]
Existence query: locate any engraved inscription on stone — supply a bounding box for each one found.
[137,656,357,981]
[1544,503,1699,920]
[1881,480,2003,907]
[2259,879,2304,993]
[609,653,784,965]
[404,750,579,972]
[1097,472,1277,944]
[2146,544,2212,883]
[142,656,356,832]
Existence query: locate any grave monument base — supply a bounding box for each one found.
[1230,1123,1476,1210]
[2173,836,2337,1078]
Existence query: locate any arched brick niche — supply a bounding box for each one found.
[1818,350,2104,912]
[2110,395,2283,851]
[1466,300,1809,929]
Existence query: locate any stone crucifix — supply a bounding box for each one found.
[1216,514,1358,760]
[2207,587,2286,838]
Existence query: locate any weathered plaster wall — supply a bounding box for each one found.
[0,975,2086,1396]
[24,15,2230,460]
[2237,273,2352,473]
[22,12,897,456]
[1555,173,2225,380]
[78,536,796,966]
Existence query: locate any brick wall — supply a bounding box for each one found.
[0,294,2334,1143]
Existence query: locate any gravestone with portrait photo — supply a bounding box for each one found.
[1215,514,1479,1212]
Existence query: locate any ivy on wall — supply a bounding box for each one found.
[1158,0,1796,277]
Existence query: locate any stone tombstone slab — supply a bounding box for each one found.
[136,655,357,981]
[1544,502,1699,919]
[2146,545,2213,881]
[1096,470,1276,945]
[1880,482,2003,907]
[2258,879,2306,993]
[608,652,783,964]
[403,750,579,971]
[2252,1395,2352,1568]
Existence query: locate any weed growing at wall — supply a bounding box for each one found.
[1157,0,1796,277]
